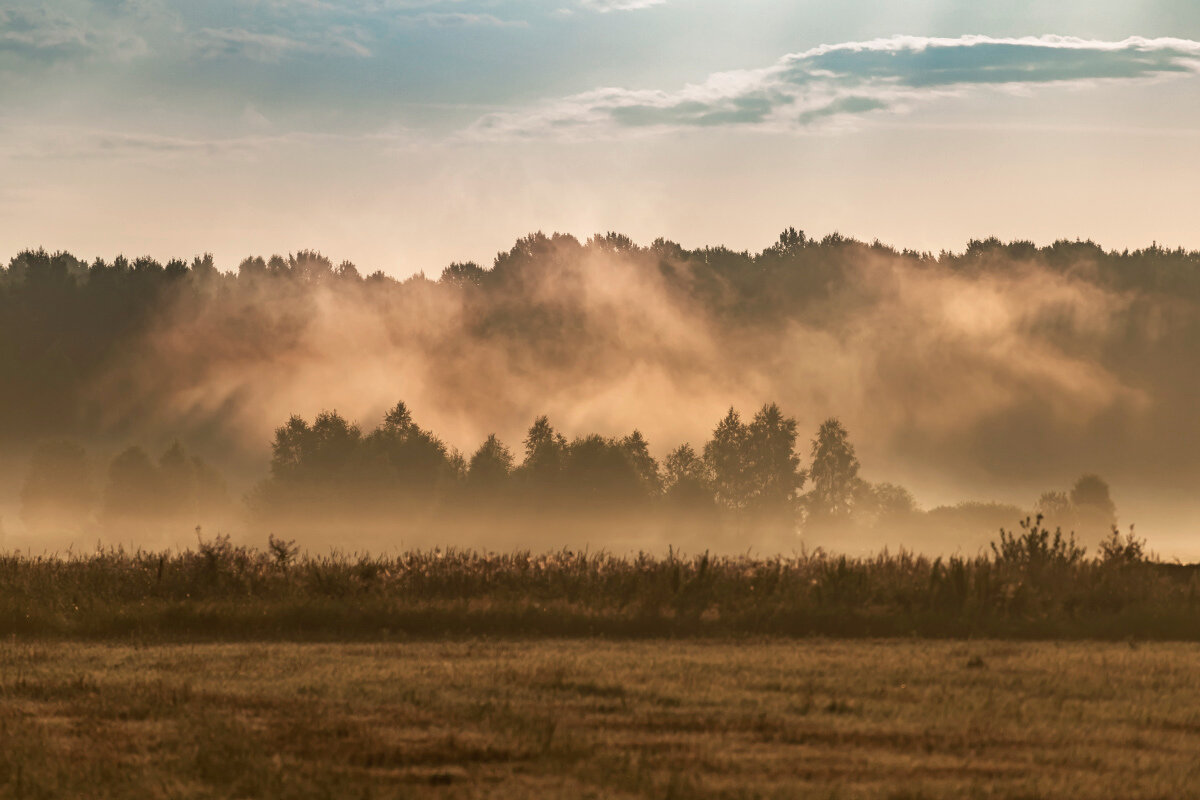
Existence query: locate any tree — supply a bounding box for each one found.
[1032,476,1117,543]
[1035,490,1075,531]
[744,403,804,516]
[562,434,646,508]
[805,418,862,522]
[467,434,514,495]
[100,442,228,530]
[761,227,807,260]
[861,482,917,521]
[255,403,459,520]
[701,403,804,529]
[268,415,316,481]
[1070,474,1117,527]
[158,441,228,520]
[21,440,96,532]
[619,430,661,496]
[519,416,566,489]
[663,444,713,506]
[237,256,267,279]
[296,411,363,481]
[366,402,455,495]
[704,408,751,511]
[440,261,487,288]
[102,446,163,526]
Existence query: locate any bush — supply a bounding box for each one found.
[991,515,1086,570]
[1098,525,1147,566]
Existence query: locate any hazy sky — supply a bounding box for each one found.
[3,0,1199,275]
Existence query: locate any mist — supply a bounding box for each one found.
[2,232,1197,557]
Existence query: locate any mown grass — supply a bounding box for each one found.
[0,526,1195,640]
[1,639,1198,798]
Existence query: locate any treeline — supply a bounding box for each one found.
[254,402,1121,546]
[14,401,1121,553]
[20,439,230,536]
[3,230,1200,443]
[251,402,808,531]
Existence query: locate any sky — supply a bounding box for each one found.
[2,1,1200,275]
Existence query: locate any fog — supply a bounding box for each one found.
[2,232,1197,558]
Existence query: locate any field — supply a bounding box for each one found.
[2,638,1199,799]
[0,528,1196,642]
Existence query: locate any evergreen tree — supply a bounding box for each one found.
[805,418,862,522]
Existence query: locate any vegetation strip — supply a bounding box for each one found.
[1,519,1193,641]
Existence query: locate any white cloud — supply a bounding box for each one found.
[578,0,667,11]
[1,123,415,161]
[467,35,1200,139]
[0,6,148,63]
[243,0,528,27]
[190,25,372,60]
[407,12,528,27]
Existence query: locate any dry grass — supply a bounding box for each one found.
[0,639,1198,798]
[0,535,1196,641]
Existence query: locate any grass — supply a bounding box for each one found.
[0,525,1195,641]
[0,638,1198,798]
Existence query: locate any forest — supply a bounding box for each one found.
[2,230,1197,551]
[4,229,1200,446]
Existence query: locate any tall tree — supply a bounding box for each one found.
[1070,474,1117,527]
[704,408,751,511]
[101,446,164,526]
[805,418,862,522]
[21,440,96,532]
[744,403,804,515]
[663,443,713,506]
[520,416,566,489]
[467,434,514,495]
[620,430,662,496]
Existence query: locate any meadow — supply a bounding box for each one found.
[1,525,1196,797]
[0,523,1195,642]
[2,638,1199,799]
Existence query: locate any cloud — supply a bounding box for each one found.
[239,0,528,28]
[0,6,148,63]
[467,35,1200,139]
[5,125,414,161]
[407,12,528,28]
[190,26,371,61]
[578,0,668,11]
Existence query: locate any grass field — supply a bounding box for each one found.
[2,529,1197,642]
[2,638,1198,799]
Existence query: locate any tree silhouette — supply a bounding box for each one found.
[365,401,456,496]
[805,418,862,522]
[271,411,363,485]
[1035,490,1075,531]
[744,403,804,517]
[663,443,713,506]
[701,404,803,526]
[1070,474,1117,528]
[519,416,567,492]
[157,441,228,521]
[864,482,917,519]
[102,446,163,526]
[619,430,662,496]
[462,433,512,508]
[704,408,751,511]
[467,434,514,493]
[21,439,95,532]
[99,442,227,531]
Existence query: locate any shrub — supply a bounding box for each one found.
[991,515,1086,570]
